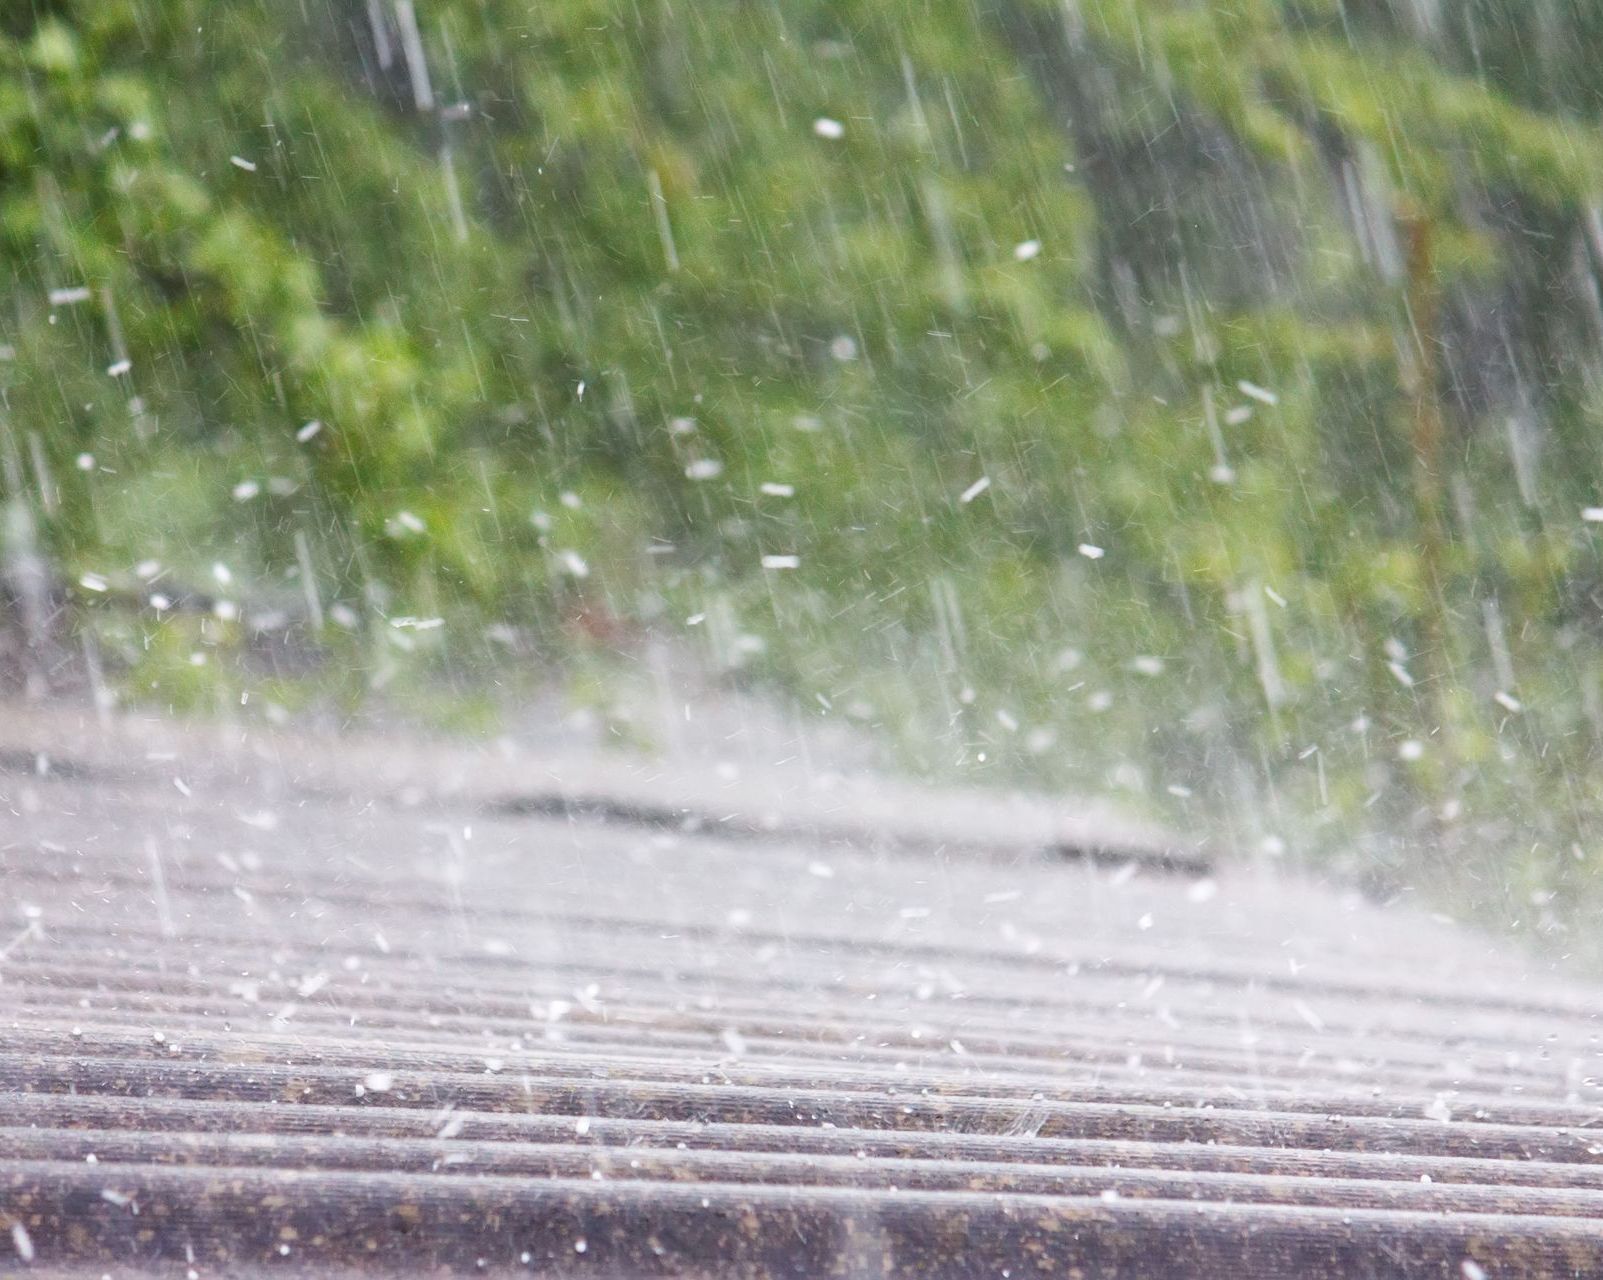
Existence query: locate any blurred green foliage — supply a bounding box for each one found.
[9,0,1603,932]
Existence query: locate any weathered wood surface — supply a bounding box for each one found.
[2,704,1601,1276]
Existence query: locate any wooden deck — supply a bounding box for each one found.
[2,705,1602,1276]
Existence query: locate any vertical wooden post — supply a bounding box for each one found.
[1398,205,1451,748]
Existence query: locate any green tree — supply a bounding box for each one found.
[8,0,1603,936]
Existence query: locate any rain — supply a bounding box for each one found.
[6,0,1603,1275]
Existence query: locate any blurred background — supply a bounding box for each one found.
[6,0,1603,946]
